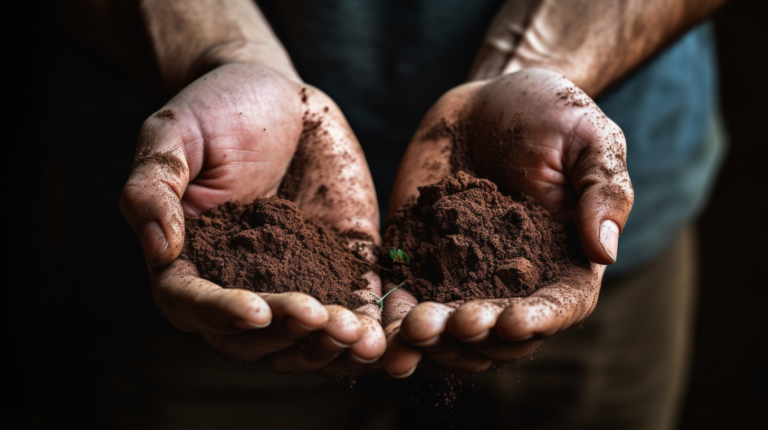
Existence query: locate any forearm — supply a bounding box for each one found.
[141,0,299,90]
[505,0,726,96]
[57,0,299,94]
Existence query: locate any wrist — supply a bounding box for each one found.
[188,39,302,86]
[140,0,302,92]
[503,50,600,96]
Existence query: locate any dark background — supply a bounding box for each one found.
[5,0,767,428]
[679,1,768,426]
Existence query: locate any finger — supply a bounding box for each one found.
[259,292,329,333]
[467,0,543,81]
[316,310,387,376]
[348,313,387,364]
[495,266,603,340]
[119,108,194,267]
[382,284,418,330]
[399,302,456,347]
[379,286,422,378]
[380,332,422,378]
[567,110,634,265]
[320,352,381,377]
[446,300,543,364]
[418,335,495,373]
[446,299,510,342]
[200,292,331,363]
[153,258,271,334]
[351,271,383,321]
[470,332,545,362]
[320,304,363,346]
[259,305,360,373]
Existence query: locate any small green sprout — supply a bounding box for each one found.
[389,248,410,265]
[368,281,406,309]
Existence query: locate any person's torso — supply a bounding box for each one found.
[258,0,726,274]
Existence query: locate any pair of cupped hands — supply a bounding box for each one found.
[120,62,633,377]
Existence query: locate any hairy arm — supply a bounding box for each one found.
[469,0,726,95]
[57,0,299,93]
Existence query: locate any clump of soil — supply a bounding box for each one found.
[183,197,369,309]
[384,171,584,303]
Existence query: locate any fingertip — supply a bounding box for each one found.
[446,300,504,340]
[399,302,453,344]
[577,215,621,266]
[381,334,422,377]
[599,219,619,263]
[119,182,184,267]
[285,318,324,336]
[236,318,271,329]
[381,287,418,328]
[350,352,379,364]
[457,329,490,343]
[495,305,536,341]
[495,297,562,341]
[349,315,387,361]
[262,292,329,330]
[391,365,418,379]
[242,293,273,327]
[208,288,273,333]
[139,220,170,266]
[323,305,363,345]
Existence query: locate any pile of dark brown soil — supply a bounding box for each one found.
[384,171,584,303]
[182,197,369,309]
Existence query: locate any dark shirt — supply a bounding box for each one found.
[259,0,726,275]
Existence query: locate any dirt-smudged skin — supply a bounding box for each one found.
[183,197,370,309]
[384,172,587,303]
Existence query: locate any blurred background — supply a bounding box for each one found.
[679,1,768,425]
[5,1,767,428]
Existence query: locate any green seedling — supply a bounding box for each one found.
[368,281,406,309]
[389,248,410,264]
[497,204,515,220]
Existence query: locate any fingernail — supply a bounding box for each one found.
[350,352,379,364]
[287,320,317,335]
[411,335,439,347]
[599,219,619,263]
[327,335,352,349]
[140,220,168,264]
[297,322,316,331]
[458,329,490,343]
[239,319,271,329]
[391,365,417,379]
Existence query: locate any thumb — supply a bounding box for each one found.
[569,117,634,265]
[119,109,192,267]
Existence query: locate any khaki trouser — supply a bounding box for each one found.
[104,228,697,429]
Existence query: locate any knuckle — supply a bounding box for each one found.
[118,183,143,213]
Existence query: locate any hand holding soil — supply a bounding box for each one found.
[119,63,385,375]
[380,69,634,376]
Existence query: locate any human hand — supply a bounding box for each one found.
[119,63,385,375]
[380,68,633,376]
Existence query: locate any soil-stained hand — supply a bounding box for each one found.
[119,64,385,375]
[380,68,633,376]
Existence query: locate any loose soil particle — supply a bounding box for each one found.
[384,171,584,302]
[182,197,369,309]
